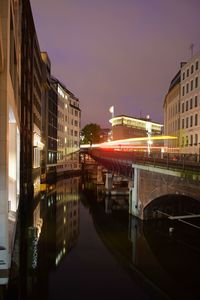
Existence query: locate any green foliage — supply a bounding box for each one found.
[81,123,101,144]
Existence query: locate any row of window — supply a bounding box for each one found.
[182,77,198,96]
[182,114,198,128]
[182,96,198,112]
[182,134,198,147]
[182,60,199,80]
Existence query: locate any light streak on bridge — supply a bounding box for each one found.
[80,135,177,153]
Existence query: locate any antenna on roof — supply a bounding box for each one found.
[190,43,194,58]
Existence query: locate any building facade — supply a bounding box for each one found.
[51,78,81,175]
[41,53,58,182]
[163,70,181,152]
[0,0,21,283]
[180,53,200,154]
[21,0,43,198]
[110,115,163,141]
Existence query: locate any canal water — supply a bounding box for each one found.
[1,176,200,299]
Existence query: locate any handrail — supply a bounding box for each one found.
[88,149,200,173]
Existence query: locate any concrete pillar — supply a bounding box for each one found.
[129,167,140,217]
[105,172,113,192]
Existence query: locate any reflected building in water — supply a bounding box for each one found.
[55,177,79,266]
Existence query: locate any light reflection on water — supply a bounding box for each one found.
[2,176,200,300]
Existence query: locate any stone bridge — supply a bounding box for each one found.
[130,164,200,220]
[87,149,200,220]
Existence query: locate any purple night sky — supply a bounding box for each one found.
[30,0,200,128]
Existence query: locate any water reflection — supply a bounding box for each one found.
[87,189,200,300]
[3,176,200,299]
[4,177,80,300]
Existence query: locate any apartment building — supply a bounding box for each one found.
[180,53,200,154]
[41,53,58,182]
[0,0,21,283]
[21,0,44,197]
[163,70,181,151]
[51,77,80,175]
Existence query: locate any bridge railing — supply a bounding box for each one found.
[89,149,200,173]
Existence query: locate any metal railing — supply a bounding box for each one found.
[88,149,200,173]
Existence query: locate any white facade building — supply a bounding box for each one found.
[56,80,81,174]
[0,0,21,283]
[180,53,200,154]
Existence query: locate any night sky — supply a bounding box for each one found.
[30,0,200,128]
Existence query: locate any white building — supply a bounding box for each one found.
[54,79,81,174]
[0,0,21,283]
[180,53,200,154]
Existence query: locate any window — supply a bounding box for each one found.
[182,72,185,80]
[190,135,193,146]
[186,136,188,146]
[191,65,194,74]
[190,115,193,127]
[195,134,198,145]
[187,69,189,77]
[195,77,198,88]
[195,114,198,126]
[195,96,198,107]
[190,98,193,109]
[191,80,193,91]
[182,102,184,113]
[182,118,184,129]
[186,101,188,111]
[182,86,185,96]
[186,117,188,128]
[186,83,189,93]
[196,61,199,70]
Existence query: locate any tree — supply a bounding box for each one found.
[81,123,101,144]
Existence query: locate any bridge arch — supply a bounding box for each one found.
[143,194,200,220]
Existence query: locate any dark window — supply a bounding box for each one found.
[190,135,193,146]
[195,114,198,126]
[186,83,189,93]
[195,77,198,88]
[182,72,185,80]
[190,115,193,127]
[195,134,198,145]
[182,86,185,96]
[196,61,199,70]
[182,102,184,113]
[190,98,193,109]
[195,96,198,107]
[182,118,184,129]
[191,65,194,74]
[187,69,189,77]
[186,101,188,111]
[191,80,193,91]
[186,117,188,128]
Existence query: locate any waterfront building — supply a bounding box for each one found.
[109,115,163,141]
[41,53,58,182]
[50,77,81,175]
[0,0,21,283]
[180,52,200,154]
[163,70,181,152]
[20,0,44,197]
